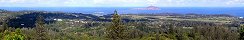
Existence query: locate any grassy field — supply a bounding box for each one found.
[121,15,239,23]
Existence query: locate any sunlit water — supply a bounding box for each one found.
[0,7,244,17]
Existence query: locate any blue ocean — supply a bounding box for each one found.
[0,7,244,17]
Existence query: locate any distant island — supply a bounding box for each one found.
[132,6,161,10]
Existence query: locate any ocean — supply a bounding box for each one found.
[0,7,244,17]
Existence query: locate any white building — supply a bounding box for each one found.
[54,19,63,21]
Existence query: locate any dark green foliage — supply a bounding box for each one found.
[35,15,48,40]
[0,10,242,40]
[168,25,177,40]
[178,30,190,40]
[240,25,244,40]
[191,27,201,40]
[106,10,127,40]
[0,20,8,32]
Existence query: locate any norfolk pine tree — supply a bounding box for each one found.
[0,19,9,32]
[35,15,48,40]
[239,24,244,40]
[106,10,127,40]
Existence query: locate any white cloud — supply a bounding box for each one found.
[4,0,28,3]
[0,0,4,2]
[64,0,82,4]
[147,0,159,5]
[226,0,244,5]
[93,0,104,4]
[90,0,148,7]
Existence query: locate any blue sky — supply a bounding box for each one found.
[0,0,244,7]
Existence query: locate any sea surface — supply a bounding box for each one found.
[0,7,244,17]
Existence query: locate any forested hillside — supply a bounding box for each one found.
[0,10,244,40]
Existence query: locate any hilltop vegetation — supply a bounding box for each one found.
[0,9,244,40]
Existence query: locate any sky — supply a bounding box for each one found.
[0,0,244,7]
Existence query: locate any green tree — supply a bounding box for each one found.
[180,31,189,40]
[0,19,9,39]
[0,20,8,32]
[35,15,48,40]
[106,10,127,40]
[139,33,169,40]
[239,24,244,40]
[168,25,177,40]
[3,28,26,40]
[192,27,200,40]
[81,33,91,40]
